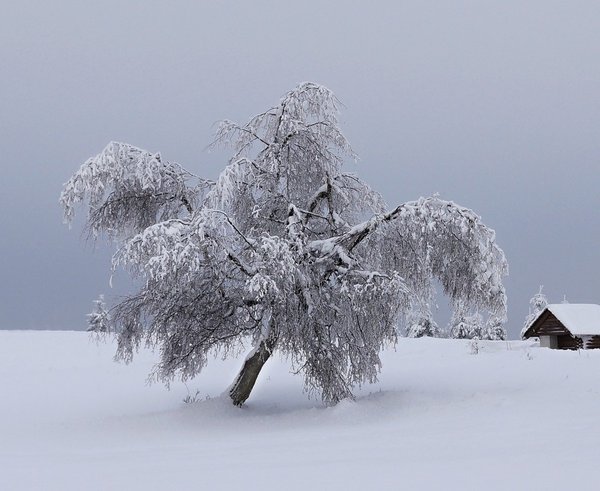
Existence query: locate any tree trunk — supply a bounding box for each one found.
[229,335,277,406]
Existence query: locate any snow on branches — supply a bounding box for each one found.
[62,82,508,406]
[60,142,208,239]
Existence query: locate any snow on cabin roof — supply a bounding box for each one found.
[544,304,600,336]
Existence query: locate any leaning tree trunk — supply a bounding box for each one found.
[229,334,278,406]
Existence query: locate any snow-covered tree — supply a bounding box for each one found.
[466,313,484,339]
[449,309,469,339]
[405,296,440,338]
[87,295,111,333]
[61,82,508,406]
[520,286,548,339]
[483,315,507,341]
[449,305,484,340]
[406,312,440,338]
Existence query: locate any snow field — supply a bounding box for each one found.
[1,331,598,490]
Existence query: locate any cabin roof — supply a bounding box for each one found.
[536,304,600,336]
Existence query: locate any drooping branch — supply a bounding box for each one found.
[308,196,507,318]
[60,141,204,240]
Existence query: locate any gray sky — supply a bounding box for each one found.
[1,1,599,338]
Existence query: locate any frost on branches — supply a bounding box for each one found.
[61,82,508,406]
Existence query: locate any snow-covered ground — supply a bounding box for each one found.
[1,331,599,490]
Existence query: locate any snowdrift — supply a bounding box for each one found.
[1,331,599,490]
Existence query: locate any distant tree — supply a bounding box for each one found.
[449,309,469,339]
[406,296,440,338]
[483,315,507,341]
[466,312,484,339]
[406,311,440,338]
[61,82,508,406]
[87,295,111,333]
[521,286,548,339]
[449,304,484,340]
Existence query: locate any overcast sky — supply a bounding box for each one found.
[1,1,599,338]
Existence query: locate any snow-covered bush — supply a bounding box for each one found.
[449,305,488,340]
[406,298,440,338]
[61,82,508,406]
[483,315,507,341]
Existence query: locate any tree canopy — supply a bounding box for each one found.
[61,82,508,405]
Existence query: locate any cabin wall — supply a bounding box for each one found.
[583,336,600,349]
[557,335,583,350]
[533,312,571,336]
[539,336,557,349]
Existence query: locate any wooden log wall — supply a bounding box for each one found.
[529,311,571,336]
[585,336,600,349]
[557,335,583,350]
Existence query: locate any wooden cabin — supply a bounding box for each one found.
[522,304,600,350]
